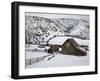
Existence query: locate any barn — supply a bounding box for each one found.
[48,36,86,56]
[48,45,59,53]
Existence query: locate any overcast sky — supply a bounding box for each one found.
[26,12,89,21]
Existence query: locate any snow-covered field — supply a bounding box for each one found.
[26,45,46,51]
[26,52,89,68]
[26,51,50,59]
[25,36,89,68]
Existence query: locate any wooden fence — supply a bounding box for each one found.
[25,55,50,66]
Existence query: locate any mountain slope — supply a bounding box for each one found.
[25,16,89,44]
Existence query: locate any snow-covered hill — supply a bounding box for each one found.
[69,20,89,39]
[25,15,89,44]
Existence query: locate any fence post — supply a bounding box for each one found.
[37,58,38,62]
[29,59,31,65]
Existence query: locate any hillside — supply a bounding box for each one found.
[25,15,89,44]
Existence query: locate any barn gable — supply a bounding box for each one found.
[61,38,86,56]
[62,38,78,48]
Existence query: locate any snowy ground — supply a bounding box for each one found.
[25,36,89,68]
[26,51,89,68]
[26,51,50,59]
[26,45,46,50]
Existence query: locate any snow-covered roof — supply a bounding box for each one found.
[48,36,72,45]
[48,36,89,46]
